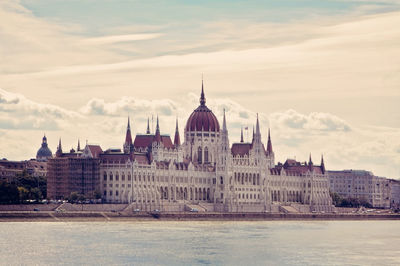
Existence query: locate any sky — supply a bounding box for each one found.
[0,0,399,179]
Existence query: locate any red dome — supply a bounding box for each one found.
[185,83,220,132]
[186,105,220,132]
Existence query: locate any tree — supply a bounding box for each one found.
[30,187,43,202]
[18,187,30,203]
[330,192,342,206]
[69,192,79,202]
[0,181,19,204]
[77,194,85,202]
[93,190,102,200]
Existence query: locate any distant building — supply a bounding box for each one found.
[0,159,47,182]
[389,179,400,209]
[46,140,101,199]
[328,170,391,208]
[36,134,52,162]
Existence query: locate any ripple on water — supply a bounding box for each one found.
[0,221,399,266]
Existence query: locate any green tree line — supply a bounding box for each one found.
[330,192,372,208]
[0,170,46,204]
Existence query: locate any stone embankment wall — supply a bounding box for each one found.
[57,203,128,212]
[0,204,60,211]
[1,211,400,221]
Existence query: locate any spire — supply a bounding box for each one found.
[256,113,260,136]
[240,127,244,143]
[321,154,325,174]
[41,134,48,146]
[200,79,206,106]
[174,118,180,147]
[222,108,227,131]
[266,128,273,154]
[77,139,81,151]
[308,153,314,171]
[155,115,161,142]
[56,138,62,157]
[125,116,133,145]
[124,117,133,154]
[146,117,150,134]
[252,125,255,143]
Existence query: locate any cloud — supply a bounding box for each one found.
[270,109,351,132]
[0,87,399,179]
[0,2,399,179]
[80,97,180,117]
[0,88,79,130]
[80,34,163,45]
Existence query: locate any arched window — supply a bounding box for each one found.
[198,147,202,164]
[103,172,107,181]
[204,147,209,163]
[109,172,113,181]
[116,172,119,181]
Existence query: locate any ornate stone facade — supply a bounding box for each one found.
[98,84,334,213]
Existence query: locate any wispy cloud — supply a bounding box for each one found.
[80,33,163,45]
[0,1,399,178]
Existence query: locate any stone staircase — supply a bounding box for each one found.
[279,205,300,214]
[184,204,206,212]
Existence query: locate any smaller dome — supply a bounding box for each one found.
[36,135,52,161]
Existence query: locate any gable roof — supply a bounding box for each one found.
[133,134,174,149]
[231,143,252,156]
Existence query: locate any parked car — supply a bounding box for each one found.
[190,208,199,213]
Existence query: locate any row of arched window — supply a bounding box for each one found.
[234,172,260,185]
[103,171,131,182]
[238,193,260,200]
[160,186,210,201]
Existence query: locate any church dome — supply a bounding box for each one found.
[36,135,52,161]
[185,83,220,132]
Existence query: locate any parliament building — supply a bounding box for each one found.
[85,83,334,213]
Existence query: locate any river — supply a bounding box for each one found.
[0,220,399,265]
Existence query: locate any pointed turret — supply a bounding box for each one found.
[240,127,244,143]
[266,128,273,155]
[308,153,314,171]
[155,115,161,143]
[222,109,227,132]
[56,138,63,157]
[125,117,132,144]
[123,116,133,154]
[200,79,206,106]
[77,139,81,151]
[321,154,325,174]
[256,113,260,136]
[174,118,180,147]
[251,125,255,143]
[146,117,150,134]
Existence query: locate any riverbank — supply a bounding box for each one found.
[1,211,399,222]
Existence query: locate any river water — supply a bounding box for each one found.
[0,220,399,265]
